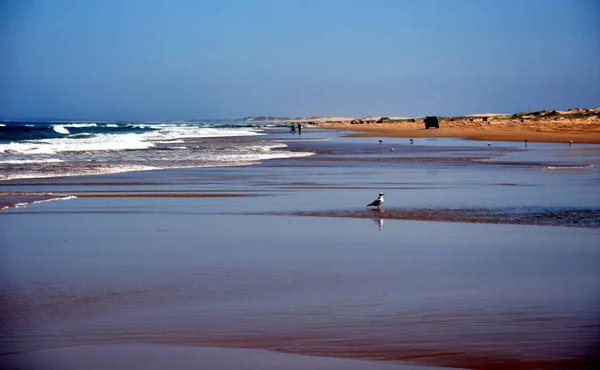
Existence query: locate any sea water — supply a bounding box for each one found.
[0,120,313,180]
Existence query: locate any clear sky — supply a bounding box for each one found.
[1,0,599,120]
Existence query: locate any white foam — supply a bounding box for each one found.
[0,132,154,154]
[53,125,70,134]
[0,164,160,181]
[209,150,313,162]
[142,126,263,141]
[0,125,263,155]
[0,158,64,164]
[0,123,315,180]
[107,124,118,127]
[544,165,593,170]
[0,124,5,127]
[1,195,77,210]
[64,123,98,128]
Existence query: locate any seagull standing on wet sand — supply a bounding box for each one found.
[409,139,413,144]
[367,192,385,210]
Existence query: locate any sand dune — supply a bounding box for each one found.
[312,108,600,143]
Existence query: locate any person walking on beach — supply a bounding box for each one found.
[290,124,296,134]
[297,123,302,135]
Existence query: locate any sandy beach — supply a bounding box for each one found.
[306,108,600,144]
[1,127,599,369]
[3,0,600,367]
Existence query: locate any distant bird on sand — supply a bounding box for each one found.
[409,139,414,144]
[379,140,383,144]
[367,192,385,210]
[569,140,573,147]
[487,142,492,146]
[390,147,395,152]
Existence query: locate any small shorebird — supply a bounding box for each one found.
[409,139,413,144]
[487,142,492,146]
[569,140,573,147]
[367,192,384,210]
[390,147,395,152]
[378,140,383,144]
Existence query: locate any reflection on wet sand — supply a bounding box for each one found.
[0,190,259,209]
[73,193,256,198]
[283,207,600,228]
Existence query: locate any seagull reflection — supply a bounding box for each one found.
[375,218,384,231]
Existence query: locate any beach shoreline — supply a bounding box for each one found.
[2,127,600,370]
[319,116,600,144]
[324,125,600,144]
[265,108,600,143]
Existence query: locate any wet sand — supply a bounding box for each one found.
[73,193,257,198]
[343,127,600,144]
[279,207,600,228]
[1,344,450,370]
[1,130,600,369]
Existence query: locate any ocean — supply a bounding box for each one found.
[0,120,312,181]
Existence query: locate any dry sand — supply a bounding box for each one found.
[304,108,600,143]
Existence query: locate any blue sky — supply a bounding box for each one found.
[1,0,599,120]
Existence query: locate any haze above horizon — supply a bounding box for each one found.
[1,0,599,121]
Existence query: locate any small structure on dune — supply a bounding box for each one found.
[424,116,439,129]
[376,117,389,124]
[410,118,416,123]
[482,117,488,122]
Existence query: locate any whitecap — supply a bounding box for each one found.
[64,123,98,128]
[53,125,70,134]
[0,132,154,154]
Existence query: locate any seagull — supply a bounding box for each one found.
[378,140,383,144]
[569,140,573,147]
[390,147,395,152]
[409,139,414,144]
[367,192,384,210]
[487,142,492,146]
